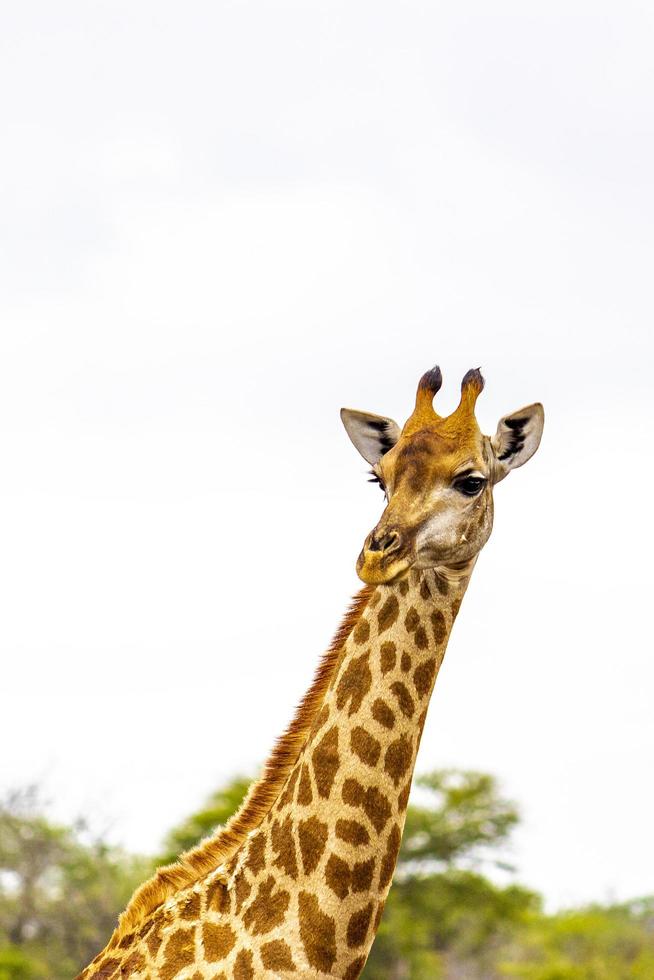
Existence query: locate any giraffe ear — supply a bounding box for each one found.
[491,403,544,480]
[340,408,401,466]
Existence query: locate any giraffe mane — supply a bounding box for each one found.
[108,584,374,943]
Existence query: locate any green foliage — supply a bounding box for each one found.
[398,770,520,868]
[0,788,149,980]
[0,946,43,980]
[158,775,251,865]
[499,898,654,979]
[367,871,539,980]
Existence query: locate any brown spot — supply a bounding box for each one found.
[374,898,386,931]
[401,651,412,672]
[311,703,330,735]
[398,780,412,811]
[206,874,230,913]
[342,777,365,807]
[369,589,381,606]
[404,607,420,632]
[278,766,300,808]
[118,931,135,949]
[243,875,290,935]
[91,959,120,980]
[160,927,195,980]
[347,901,374,948]
[431,610,447,644]
[436,574,449,595]
[379,824,402,889]
[312,725,340,799]
[420,578,431,600]
[390,680,415,718]
[372,698,395,729]
[414,625,429,650]
[398,579,409,596]
[353,618,370,644]
[342,779,391,834]
[144,923,162,959]
[384,734,413,786]
[380,641,397,674]
[336,819,370,845]
[298,816,328,874]
[345,956,367,979]
[271,814,298,879]
[451,598,461,618]
[352,857,375,891]
[233,948,255,980]
[122,952,145,973]
[299,891,337,973]
[180,891,200,920]
[244,831,266,876]
[297,762,313,805]
[377,595,399,633]
[361,786,392,833]
[234,873,251,913]
[325,852,351,898]
[413,657,437,698]
[336,652,372,717]
[351,726,381,767]
[202,922,236,962]
[261,939,296,972]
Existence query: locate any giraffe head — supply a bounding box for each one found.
[341,366,544,584]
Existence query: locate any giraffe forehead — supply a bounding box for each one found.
[385,426,486,484]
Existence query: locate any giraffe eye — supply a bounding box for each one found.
[454,475,486,496]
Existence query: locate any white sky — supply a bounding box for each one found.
[1,1,653,911]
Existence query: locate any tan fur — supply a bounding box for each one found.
[108,585,373,945]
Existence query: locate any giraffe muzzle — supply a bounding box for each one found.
[356,528,412,584]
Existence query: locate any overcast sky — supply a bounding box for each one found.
[1,1,653,910]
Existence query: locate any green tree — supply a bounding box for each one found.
[395,770,520,868]
[0,787,148,980]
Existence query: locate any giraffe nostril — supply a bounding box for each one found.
[369,530,401,554]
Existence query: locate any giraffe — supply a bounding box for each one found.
[78,365,544,980]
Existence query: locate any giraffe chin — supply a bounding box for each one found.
[356,551,412,585]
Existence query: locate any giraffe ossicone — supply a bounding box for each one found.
[79,366,544,980]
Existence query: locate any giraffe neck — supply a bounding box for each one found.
[79,564,473,980]
[221,564,472,977]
